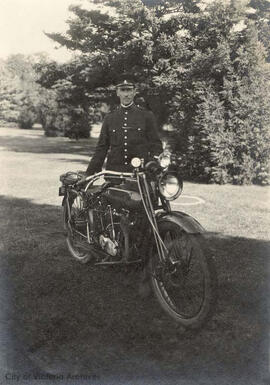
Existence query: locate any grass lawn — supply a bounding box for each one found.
[0,126,269,385]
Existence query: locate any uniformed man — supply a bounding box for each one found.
[85,76,163,176]
[84,76,162,297]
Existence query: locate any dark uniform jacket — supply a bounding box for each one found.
[86,103,163,175]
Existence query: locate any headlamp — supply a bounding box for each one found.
[158,173,183,201]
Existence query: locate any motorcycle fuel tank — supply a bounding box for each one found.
[102,186,142,210]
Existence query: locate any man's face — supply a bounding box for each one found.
[116,85,136,106]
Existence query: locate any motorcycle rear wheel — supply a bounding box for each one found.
[149,221,217,329]
[63,196,91,264]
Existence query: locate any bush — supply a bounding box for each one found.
[18,108,36,129]
[0,120,18,128]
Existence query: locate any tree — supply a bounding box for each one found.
[170,1,270,184]
[42,0,200,128]
[0,59,21,123]
[35,58,96,138]
[40,0,269,183]
[247,0,270,60]
[0,54,50,129]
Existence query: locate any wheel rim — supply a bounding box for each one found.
[153,231,207,320]
[66,196,90,261]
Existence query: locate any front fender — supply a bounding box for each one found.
[157,211,205,234]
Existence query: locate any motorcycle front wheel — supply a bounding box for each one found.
[149,221,217,329]
[63,195,91,264]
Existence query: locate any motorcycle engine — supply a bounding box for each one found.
[99,234,118,257]
[87,192,136,259]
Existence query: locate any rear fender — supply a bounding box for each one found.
[157,211,205,234]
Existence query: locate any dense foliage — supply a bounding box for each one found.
[4,0,269,184]
[0,54,60,131]
[0,55,39,128]
[0,54,89,137]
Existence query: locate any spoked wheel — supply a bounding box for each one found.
[149,221,217,329]
[63,195,91,264]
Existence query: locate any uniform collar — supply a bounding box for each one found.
[120,102,135,111]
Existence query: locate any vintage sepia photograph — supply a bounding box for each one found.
[0,0,269,384]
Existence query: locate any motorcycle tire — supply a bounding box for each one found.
[149,221,217,329]
[63,196,91,264]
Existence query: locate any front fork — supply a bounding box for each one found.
[137,173,168,264]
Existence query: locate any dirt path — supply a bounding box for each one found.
[0,127,268,385]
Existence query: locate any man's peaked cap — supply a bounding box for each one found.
[115,73,136,88]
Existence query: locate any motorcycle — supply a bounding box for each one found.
[59,151,217,329]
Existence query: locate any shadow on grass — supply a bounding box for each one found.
[0,195,269,384]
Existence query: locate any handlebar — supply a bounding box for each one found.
[77,170,134,191]
[76,170,134,186]
[75,152,182,188]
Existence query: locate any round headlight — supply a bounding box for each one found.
[159,173,182,201]
[131,157,142,168]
